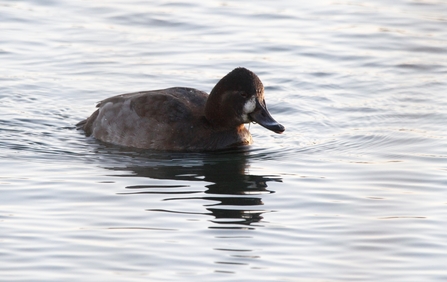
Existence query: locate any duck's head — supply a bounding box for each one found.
[205,67,285,134]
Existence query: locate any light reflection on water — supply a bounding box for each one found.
[1,0,447,281]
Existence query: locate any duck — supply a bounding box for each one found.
[76,67,285,151]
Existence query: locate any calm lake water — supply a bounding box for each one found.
[1,0,446,281]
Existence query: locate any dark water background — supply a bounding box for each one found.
[1,0,446,281]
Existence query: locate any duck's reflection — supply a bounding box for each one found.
[106,149,281,227]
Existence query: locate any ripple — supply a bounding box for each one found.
[2,0,447,281]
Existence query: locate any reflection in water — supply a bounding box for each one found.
[107,149,282,228]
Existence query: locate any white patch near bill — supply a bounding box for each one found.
[241,96,256,123]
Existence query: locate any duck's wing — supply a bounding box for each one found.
[78,87,208,149]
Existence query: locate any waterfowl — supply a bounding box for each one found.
[77,67,284,151]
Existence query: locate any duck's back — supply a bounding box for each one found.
[80,87,210,150]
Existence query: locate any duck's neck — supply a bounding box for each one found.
[205,90,225,127]
[205,83,242,129]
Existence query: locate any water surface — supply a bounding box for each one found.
[1,0,446,281]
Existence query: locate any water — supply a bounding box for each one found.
[1,0,446,281]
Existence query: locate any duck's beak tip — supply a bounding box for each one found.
[248,101,285,134]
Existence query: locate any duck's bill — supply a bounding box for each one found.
[249,100,285,134]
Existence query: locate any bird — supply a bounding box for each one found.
[76,67,284,151]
